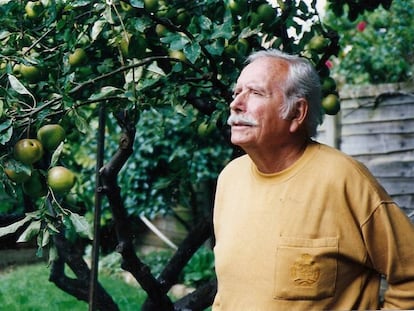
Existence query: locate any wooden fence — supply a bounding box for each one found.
[318,82,414,221]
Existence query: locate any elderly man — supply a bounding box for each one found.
[212,49,414,310]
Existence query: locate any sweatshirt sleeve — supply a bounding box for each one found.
[362,202,414,309]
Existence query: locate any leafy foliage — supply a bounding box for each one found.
[324,0,413,84]
[182,245,215,286]
[326,0,393,21]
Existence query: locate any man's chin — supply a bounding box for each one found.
[230,136,250,147]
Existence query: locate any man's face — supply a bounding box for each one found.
[228,57,292,151]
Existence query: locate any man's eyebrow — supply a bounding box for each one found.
[233,83,267,92]
[246,83,272,95]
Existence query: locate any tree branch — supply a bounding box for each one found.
[99,116,174,310]
[141,216,214,311]
[49,234,119,311]
[174,278,217,311]
[160,217,212,290]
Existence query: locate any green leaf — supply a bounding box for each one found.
[198,16,213,30]
[161,33,190,50]
[130,0,144,8]
[47,222,60,234]
[48,245,58,264]
[91,20,106,41]
[211,19,233,40]
[205,40,225,56]
[7,74,32,96]
[73,111,88,133]
[36,229,46,257]
[184,44,201,64]
[69,212,92,240]
[17,220,41,243]
[88,86,120,100]
[70,0,91,7]
[0,119,13,145]
[50,142,64,167]
[102,5,115,24]
[0,215,32,238]
[40,228,50,247]
[36,245,43,258]
[2,179,17,198]
[0,118,12,131]
[147,62,166,76]
[4,159,32,175]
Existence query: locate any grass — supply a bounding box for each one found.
[0,263,147,310]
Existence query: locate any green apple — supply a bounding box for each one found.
[257,3,275,24]
[37,124,66,151]
[19,64,42,83]
[235,38,250,55]
[120,1,133,12]
[157,2,175,18]
[322,94,340,115]
[120,34,147,59]
[168,50,187,62]
[155,24,167,37]
[175,8,191,27]
[144,0,159,12]
[68,48,87,67]
[25,1,44,19]
[13,139,44,165]
[0,62,7,72]
[228,0,247,15]
[197,121,215,137]
[47,166,76,194]
[12,63,23,78]
[308,35,328,53]
[322,77,337,94]
[224,43,237,57]
[23,170,48,198]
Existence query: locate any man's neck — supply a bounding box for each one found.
[246,138,310,174]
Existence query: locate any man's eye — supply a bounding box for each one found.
[250,89,262,96]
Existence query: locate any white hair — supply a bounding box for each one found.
[246,49,323,137]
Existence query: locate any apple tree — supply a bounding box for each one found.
[0,0,393,310]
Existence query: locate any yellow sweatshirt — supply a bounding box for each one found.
[213,142,414,310]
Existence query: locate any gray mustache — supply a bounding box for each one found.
[227,114,259,126]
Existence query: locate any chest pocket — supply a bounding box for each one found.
[274,236,338,300]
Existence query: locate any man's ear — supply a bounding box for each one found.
[289,99,308,133]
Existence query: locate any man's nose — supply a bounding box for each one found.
[230,92,246,112]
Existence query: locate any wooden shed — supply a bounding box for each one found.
[318,82,414,221]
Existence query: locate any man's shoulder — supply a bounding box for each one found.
[313,141,382,185]
[220,154,251,175]
[313,142,362,168]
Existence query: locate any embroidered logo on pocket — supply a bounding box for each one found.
[273,237,338,300]
[291,253,320,286]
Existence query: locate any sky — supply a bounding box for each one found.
[267,0,328,39]
[268,0,327,13]
[268,0,327,17]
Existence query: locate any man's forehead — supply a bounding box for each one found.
[236,57,289,87]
